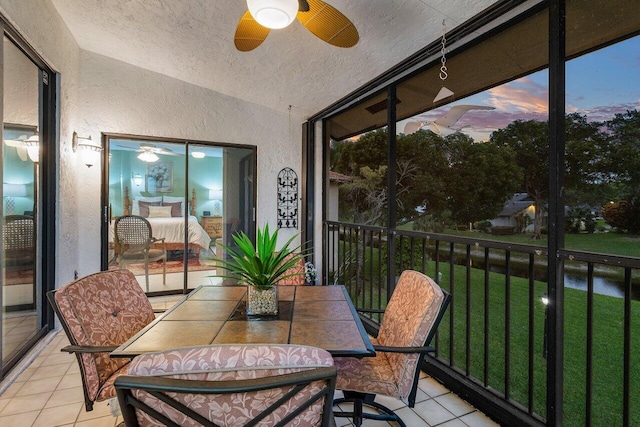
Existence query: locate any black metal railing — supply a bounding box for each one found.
[323,220,639,427]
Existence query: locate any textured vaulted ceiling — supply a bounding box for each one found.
[51,0,498,117]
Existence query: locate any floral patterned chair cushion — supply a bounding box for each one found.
[277,253,306,286]
[334,270,446,405]
[50,269,155,410]
[117,344,336,426]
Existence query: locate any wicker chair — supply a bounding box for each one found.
[114,215,166,292]
[115,344,337,427]
[47,269,156,412]
[3,214,34,270]
[332,270,451,427]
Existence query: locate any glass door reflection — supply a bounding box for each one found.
[108,139,188,293]
[107,138,256,293]
[2,37,40,366]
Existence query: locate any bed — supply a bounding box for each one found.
[110,188,212,256]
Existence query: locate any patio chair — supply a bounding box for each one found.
[277,253,306,285]
[47,269,156,412]
[332,270,451,427]
[115,344,337,427]
[3,214,34,270]
[114,215,166,292]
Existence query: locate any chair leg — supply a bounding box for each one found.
[144,256,150,293]
[162,256,166,285]
[333,392,406,427]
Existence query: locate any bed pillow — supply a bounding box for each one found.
[163,196,186,216]
[138,201,162,218]
[163,201,183,217]
[132,196,162,215]
[147,206,172,218]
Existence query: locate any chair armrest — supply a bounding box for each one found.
[150,237,165,244]
[61,345,120,354]
[373,345,435,354]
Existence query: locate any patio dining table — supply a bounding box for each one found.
[111,285,375,358]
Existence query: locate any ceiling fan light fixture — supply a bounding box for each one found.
[247,0,298,29]
[138,151,159,163]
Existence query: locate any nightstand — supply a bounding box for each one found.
[201,216,223,239]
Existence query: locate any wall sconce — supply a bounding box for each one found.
[3,183,28,215]
[133,174,143,187]
[72,131,102,167]
[209,189,223,216]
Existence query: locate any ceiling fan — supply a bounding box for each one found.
[234,0,359,52]
[403,105,495,136]
[4,133,39,162]
[116,143,181,162]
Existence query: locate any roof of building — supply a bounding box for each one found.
[497,193,534,217]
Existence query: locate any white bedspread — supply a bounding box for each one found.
[110,215,211,250]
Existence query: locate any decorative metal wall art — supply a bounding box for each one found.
[277,167,298,229]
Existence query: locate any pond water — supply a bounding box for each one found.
[563,273,640,301]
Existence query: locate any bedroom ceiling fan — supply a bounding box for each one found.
[116,143,181,162]
[4,133,40,162]
[234,0,359,52]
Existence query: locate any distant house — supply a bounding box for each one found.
[490,193,538,233]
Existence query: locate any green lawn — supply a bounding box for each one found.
[333,239,640,426]
[440,229,640,258]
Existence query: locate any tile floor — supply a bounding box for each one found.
[0,295,499,427]
[2,312,37,362]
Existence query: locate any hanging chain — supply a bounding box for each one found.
[439,20,448,82]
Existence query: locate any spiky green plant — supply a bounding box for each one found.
[213,224,306,291]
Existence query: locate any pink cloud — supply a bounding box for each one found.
[579,103,639,122]
[487,77,549,114]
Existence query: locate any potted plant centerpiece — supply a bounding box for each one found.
[214,224,304,316]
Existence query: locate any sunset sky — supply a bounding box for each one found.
[400,34,640,141]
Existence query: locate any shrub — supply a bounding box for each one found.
[475,220,492,232]
[491,226,516,235]
[601,200,640,233]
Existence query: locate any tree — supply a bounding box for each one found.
[604,110,640,199]
[333,129,450,225]
[442,133,521,226]
[564,113,611,206]
[490,120,549,238]
[339,165,387,225]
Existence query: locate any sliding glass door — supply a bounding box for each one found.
[104,135,256,294]
[1,28,56,377]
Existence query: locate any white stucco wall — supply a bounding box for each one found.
[1,1,305,288]
[76,51,304,275]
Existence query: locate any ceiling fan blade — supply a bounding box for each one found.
[115,144,142,152]
[4,139,24,147]
[298,0,310,12]
[403,122,424,135]
[17,146,28,161]
[154,148,182,157]
[297,0,359,48]
[234,10,270,52]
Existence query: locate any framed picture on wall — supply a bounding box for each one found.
[146,162,173,193]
